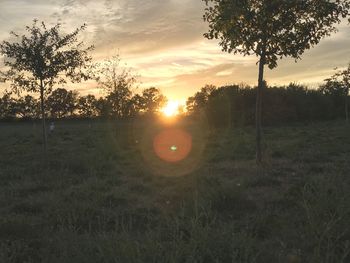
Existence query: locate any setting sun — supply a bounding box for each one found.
[161,100,183,117]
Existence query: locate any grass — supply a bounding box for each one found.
[0,118,349,262]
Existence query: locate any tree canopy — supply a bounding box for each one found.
[0,19,94,150]
[203,0,350,69]
[203,0,350,164]
[0,19,93,94]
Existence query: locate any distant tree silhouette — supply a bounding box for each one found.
[96,55,137,118]
[139,87,167,114]
[47,88,78,118]
[186,83,344,129]
[203,0,350,164]
[129,94,144,116]
[322,65,350,124]
[0,20,93,150]
[105,88,133,118]
[94,97,111,118]
[77,94,98,118]
[16,95,40,119]
[186,84,216,114]
[0,93,17,119]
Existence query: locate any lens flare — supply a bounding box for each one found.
[153,128,192,163]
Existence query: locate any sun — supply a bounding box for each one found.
[161,100,182,117]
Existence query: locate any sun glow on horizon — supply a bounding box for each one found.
[161,100,185,117]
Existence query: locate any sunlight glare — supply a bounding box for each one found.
[161,100,185,117]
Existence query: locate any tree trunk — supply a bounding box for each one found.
[40,79,47,152]
[256,54,265,165]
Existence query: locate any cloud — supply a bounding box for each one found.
[1,0,350,100]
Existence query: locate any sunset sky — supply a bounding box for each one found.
[1,0,350,101]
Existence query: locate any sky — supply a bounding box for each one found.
[1,0,350,101]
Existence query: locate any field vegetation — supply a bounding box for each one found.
[0,119,349,262]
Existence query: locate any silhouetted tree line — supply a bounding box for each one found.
[0,86,166,120]
[186,82,350,128]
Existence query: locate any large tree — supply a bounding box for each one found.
[203,0,350,164]
[0,20,93,150]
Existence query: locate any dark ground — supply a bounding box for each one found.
[0,119,349,263]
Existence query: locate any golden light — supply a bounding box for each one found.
[161,100,182,117]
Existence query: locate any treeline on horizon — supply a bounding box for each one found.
[1,80,348,127]
[0,85,167,121]
[187,82,349,128]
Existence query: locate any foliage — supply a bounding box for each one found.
[47,88,78,118]
[15,95,40,119]
[185,83,347,128]
[202,0,350,163]
[0,19,93,95]
[95,55,139,118]
[0,93,17,120]
[77,95,98,118]
[203,0,350,69]
[321,64,350,122]
[0,19,93,148]
[0,82,348,123]
[96,55,137,94]
[186,84,216,114]
[138,87,167,114]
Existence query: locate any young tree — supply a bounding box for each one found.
[203,0,350,164]
[0,20,93,150]
[96,55,138,118]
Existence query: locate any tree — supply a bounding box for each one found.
[47,88,78,118]
[16,95,40,119]
[0,93,17,119]
[186,84,216,114]
[77,94,98,118]
[0,20,93,150]
[94,97,111,118]
[322,64,350,123]
[105,88,133,118]
[139,87,167,114]
[203,0,350,164]
[129,94,144,116]
[96,55,138,118]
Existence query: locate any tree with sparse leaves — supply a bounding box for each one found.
[96,55,138,118]
[203,0,350,164]
[0,20,93,150]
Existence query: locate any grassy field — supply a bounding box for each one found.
[0,119,349,263]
